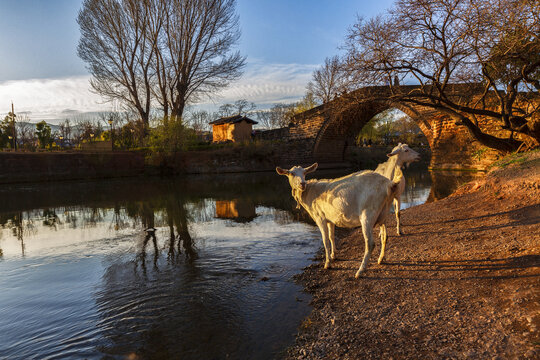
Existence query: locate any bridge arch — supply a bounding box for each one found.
[285,85,514,170]
[311,100,434,163]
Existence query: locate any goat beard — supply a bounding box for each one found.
[292,188,302,209]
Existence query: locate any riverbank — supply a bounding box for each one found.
[0,143,430,184]
[0,151,146,183]
[287,151,540,359]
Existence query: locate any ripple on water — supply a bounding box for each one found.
[0,169,444,359]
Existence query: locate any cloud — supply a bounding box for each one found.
[61,109,82,115]
[0,61,318,123]
[200,61,318,108]
[0,76,111,123]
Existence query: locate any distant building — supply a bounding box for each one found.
[209,115,258,143]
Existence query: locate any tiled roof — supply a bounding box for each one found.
[209,114,258,125]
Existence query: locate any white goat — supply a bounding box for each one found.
[276,163,402,277]
[375,143,420,235]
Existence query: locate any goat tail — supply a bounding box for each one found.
[389,167,404,196]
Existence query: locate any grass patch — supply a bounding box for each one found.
[489,149,538,170]
[472,147,488,160]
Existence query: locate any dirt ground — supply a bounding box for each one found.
[287,152,540,359]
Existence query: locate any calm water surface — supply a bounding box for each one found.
[0,168,478,359]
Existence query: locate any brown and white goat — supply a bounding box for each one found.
[276,163,402,277]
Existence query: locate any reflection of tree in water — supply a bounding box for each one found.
[63,207,80,229]
[267,207,296,226]
[0,173,319,357]
[81,207,106,228]
[42,209,61,228]
[110,205,131,231]
[96,188,254,358]
[427,171,483,202]
[138,228,159,273]
[132,183,200,273]
[0,211,33,256]
[400,170,432,206]
[164,194,198,264]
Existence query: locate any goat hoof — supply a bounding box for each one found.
[354,271,362,278]
[397,230,403,236]
[330,254,337,260]
[377,258,384,265]
[324,262,330,269]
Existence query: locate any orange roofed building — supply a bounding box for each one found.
[209,115,258,143]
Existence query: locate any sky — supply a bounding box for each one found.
[0,0,395,124]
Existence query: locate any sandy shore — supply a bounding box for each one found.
[287,152,540,359]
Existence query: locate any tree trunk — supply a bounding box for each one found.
[171,97,186,121]
[458,115,523,153]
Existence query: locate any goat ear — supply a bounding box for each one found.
[304,162,318,174]
[276,166,289,175]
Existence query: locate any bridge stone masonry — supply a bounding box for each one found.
[262,85,534,171]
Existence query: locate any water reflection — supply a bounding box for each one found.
[215,199,257,222]
[0,175,316,359]
[427,170,484,201]
[0,168,478,359]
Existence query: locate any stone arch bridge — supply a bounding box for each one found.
[267,85,514,170]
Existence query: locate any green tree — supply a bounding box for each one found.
[0,113,16,148]
[115,121,145,149]
[148,117,189,154]
[35,121,53,149]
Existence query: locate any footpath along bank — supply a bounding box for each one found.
[288,151,540,359]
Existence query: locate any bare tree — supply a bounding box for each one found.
[254,110,272,129]
[78,0,161,127]
[343,0,540,152]
[218,103,234,117]
[72,118,102,143]
[59,119,73,144]
[232,99,256,115]
[307,55,348,104]
[218,99,256,117]
[255,103,295,129]
[152,0,245,119]
[78,0,245,126]
[186,109,213,134]
[98,111,123,130]
[15,115,34,148]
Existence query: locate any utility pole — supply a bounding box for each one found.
[11,102,17,150]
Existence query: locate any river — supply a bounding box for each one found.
[0,167,480,359]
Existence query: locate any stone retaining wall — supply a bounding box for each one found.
[0,151,145,184]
